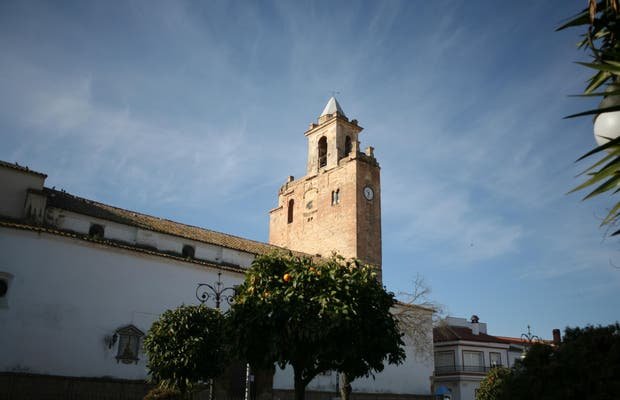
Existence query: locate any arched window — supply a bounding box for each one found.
[182,245,195,258]
[331,189,340,205]
[287,199,295,224]
[344,136,352,156]
[89,223,105,239]
[318,137,327,168]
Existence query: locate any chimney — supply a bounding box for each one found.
[471,315,480,335]
[552,329,561,345]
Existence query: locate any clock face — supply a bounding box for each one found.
[363,186,374,201]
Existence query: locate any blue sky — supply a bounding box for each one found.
[1,0,618,339]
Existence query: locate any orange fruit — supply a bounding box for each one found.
[283,273,291,282]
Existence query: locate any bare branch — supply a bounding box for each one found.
[392,274,444,360]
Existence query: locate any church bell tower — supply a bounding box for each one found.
[268,97,382,278]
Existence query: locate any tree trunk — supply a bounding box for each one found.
[293,366,306,400]
[339,373,352,400]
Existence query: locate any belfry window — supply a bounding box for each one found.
[287,199,294,224]
[318,137,327,168]
[344,136,352,156]
[89,223,105,239]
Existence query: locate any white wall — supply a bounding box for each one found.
[433,341,510,400]
[272,310,434,395]
[48,208,256,268]
[0,167,45,219]
[0,227,244,379]
[435,342,510,369]
[0,224,433,396]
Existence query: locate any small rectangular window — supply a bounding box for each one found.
[331,189,340,205]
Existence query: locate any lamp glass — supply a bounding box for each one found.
[594,110,620,146]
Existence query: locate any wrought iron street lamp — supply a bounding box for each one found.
[520,325,542,359]
[195,272,252,400]
[196,271,235,309]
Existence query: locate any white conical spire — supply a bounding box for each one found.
[320,97,346,117]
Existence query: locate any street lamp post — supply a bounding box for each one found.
[195,272,252,400]
[196,271,235,309]
[520,325,542,359]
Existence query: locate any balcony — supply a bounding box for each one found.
[434,365,493,375]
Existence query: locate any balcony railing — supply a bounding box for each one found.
[434,365,495,375]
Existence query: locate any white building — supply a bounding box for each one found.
[432,316,526,400]
[0,99,434,399]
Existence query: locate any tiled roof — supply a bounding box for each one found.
[44,188,287,257]
[494,335,552,346]
[434,326,508,344]
[0,219,246,273]
[0,160,47,177]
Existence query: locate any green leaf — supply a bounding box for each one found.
[568,89,620,97]
[585,70,613,94]
[583,175,620,200]
[555,9,590,31]
[570,159,620,193]
[576,151,620,176]
[576,61,620,73]
[565,104,620,118]
[576,136,620,161]
[602,202,620,225]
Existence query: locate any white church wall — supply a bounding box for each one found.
[195,242,223,263]
[272,309,434,395]
[52,209,100,236]
[0,167,45,219]
[46,208,255,267]
[0,226,244,380]
[272,341,433,395]
[221,248,255,269]
[136,228,159,249]
[103,219,140,244]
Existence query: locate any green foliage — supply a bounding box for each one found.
[143,305,228,394]
[475,367,511,400]
[143,387,182,400]
[475,323,620,400]
[560,1,620,235]
[229,252,405,400]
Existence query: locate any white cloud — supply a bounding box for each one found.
[384,175,523,266]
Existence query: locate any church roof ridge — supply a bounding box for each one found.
[43,187,295,257]
[320,96,346,117]
[0,218,247,273]
[0,159,47,178]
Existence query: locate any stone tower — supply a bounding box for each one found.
[268,97,382,278]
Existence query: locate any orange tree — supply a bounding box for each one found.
[228,252,405,400]
[475,367,512,400]
[143,305,228,397]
